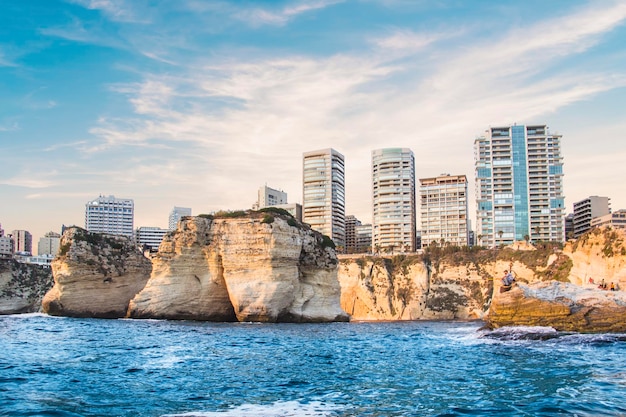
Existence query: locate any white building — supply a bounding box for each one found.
[573,196,611,238]
[11,230,32,255]
[372,148,416,253]
[590,209,625,230]
[0,224,13,257]
[475,124,565,246]
[168,206,192,230]
[38,231,61,256]
[136,226,169,252]
[303,148,346,249]
[420,174,469,247]
[85,195,134,238]
[254,186,288,209]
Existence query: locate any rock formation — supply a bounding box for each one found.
[563,227,626,289]
[42,228,152,318]
[129,212,348,323]
[0,259,53,314]
[486,281,626,332]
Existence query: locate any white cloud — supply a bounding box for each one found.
[372,29,446,52]
[79,1,626,221]
[1,177,56,189]
[68,0,150,23]
[0,49,16,67]
[234,0,343,26]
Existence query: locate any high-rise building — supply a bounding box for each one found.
[136,226,169,252]
[372,148,416,253]
[420,174,469,247]
[168,206,192,230]
[474,124,565,246]
[303,148,346,249]
[254,186,288,209]
[38,231,61,256]
[11,230,32,254]
[573,196,611,238]
[85,195,134,238]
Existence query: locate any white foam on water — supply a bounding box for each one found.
[1,312,64,319]
[162,400,342,417]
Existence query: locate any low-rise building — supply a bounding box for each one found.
[573,196,610,238]
[38,231,61,256]
[136,227,169,252]
[591,209,626,230]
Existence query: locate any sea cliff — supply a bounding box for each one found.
[42,227,152,318]
[128,212,347,322]
[20,216,626,331]
[0,259,53,314]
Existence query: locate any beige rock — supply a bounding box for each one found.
[129,214,348,322]
[128,218,236,321]
[0,259,53,314]
[563,227,626,289]
[486,281,626,332]
[42,228,152,318]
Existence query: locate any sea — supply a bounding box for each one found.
[1,314,626,417]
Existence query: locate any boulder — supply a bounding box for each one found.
[42,228,152,318]
[486,281,626,332]
[128,213,348,323]
[0,259,53,314]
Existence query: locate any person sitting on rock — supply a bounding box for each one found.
[610,282,616,291]
[502,270,515,286]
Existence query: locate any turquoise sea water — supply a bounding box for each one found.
[1,314,626,417]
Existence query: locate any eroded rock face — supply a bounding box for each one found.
[42,228,152,318]
[337,255,541,321]
[564,227,626,289]
[128,214,348,323]
[0,259,53,314]
[486,281,626,333]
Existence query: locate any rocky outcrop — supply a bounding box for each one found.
[0,259,53,314]
[128,212,348,323]
[563,227,626,289]
[486,281,626,332]
[337,248,556,321]
[42,228,152,318]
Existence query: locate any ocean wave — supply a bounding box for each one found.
[162,401,342,417]
[478,326,626,343]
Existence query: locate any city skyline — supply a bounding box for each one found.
[2,0,626,245]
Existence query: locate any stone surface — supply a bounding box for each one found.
[563,227,626,289]
[42,228,152,318]
[486,281,626,332]
[129,213,348,323]
[0,259,53,314]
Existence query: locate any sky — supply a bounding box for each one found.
[1,0,626,247]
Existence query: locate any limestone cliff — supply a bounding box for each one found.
[563,227,626,288]
[42,228,152,318]
[0,259,53,314]
[128,211,348,323]
[486,281,626,332]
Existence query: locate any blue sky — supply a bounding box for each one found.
[2,0,626,245]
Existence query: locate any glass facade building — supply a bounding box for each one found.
[302,148,346,249]
[474,124,565,246]
[372,148,416,252]
[85,195,134,238]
